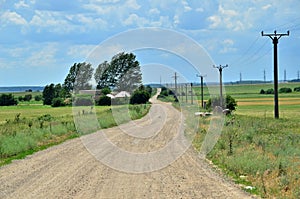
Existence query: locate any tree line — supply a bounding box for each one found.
[42,52,148,107]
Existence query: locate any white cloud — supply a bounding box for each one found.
[182,0,192,12]
[26,43,58,67]
[67,44,97,59]
[196,7,204,12]
[207,15,221,28]
[123,14,147,26]
[0,11,27,26]
[219,5,238,17]
[173,15,180,26]
[14,0,30,9]
[262,4,272,10]
[149,8,160,15]
[223,39,234,46]
[207,4,246,31]
[126,0,141,10]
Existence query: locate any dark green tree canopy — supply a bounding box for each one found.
[96,52,142,92]
[64,62,94,93]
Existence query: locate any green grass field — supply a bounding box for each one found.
[189,82,300,198]
[0,98,151,166]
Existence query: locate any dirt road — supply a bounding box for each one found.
[0,90,252,198]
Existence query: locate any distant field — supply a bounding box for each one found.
[190,82,300,118]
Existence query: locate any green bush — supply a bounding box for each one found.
[97,96,111,106]
[51,98,65,107]
[265,88,274,94]
[130,90,150,104]
[260,89,265,94]
[34,95,42,101]
[206,95,237,111]
[101,87,111,95]
[0,94,18,106]
[279,87,292,93]
[294,87,300,92]
[24,94,32,101]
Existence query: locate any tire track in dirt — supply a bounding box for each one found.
[0,89,254,199]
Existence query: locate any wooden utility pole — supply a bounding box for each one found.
[262,30,289,119]
[185,84,188,103]
[172,72,178,96]
[196,74,206,108]
[213,64,228,108]
[284,69,287,82]
[240,72,242,83]
[190,83,193,105]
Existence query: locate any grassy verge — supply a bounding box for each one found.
[193,114,300,198]
[0,104,151,167]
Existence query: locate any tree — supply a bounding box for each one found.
[64,62,94,93]
[96,52,142,92]
[0,94,18,106]
[51,98,65,107]
[129,85,151,104]
[24,94,32,101]
[94,61,109,86]
[43,84,55,105]
[42,83,65,105]
[101,87,111,95]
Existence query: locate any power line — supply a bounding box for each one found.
[262,30,289,119]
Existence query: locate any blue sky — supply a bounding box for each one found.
[0,0,300,86]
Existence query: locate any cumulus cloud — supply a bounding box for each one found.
[262,4,272,10]
[0,11,27,26]
[14,0,30,9]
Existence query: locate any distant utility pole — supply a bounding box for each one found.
[284,69,287,82]
[185,84,188,103]
[191,83,194,105]
[213,64,228,107]
[262,30,289,119]
[196,74,206,108]
[298,70,300,81]
[264,69,266,83]
[240,72,242,82]
[160,76,162,86]
[172,72,178,96]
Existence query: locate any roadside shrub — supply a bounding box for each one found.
[73,97,94,106]
[51,97,65,107]
[294,87,300,92]
[0,94,18,106]
[265,88,274,94]
[130,90,150,104]
[279,87,292,93]
[97,96,111,106]
[206,95,237,111]
[34,95,42,101]
[260,89,265,94]
[24,94,32,101]
[18,96,24,101]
